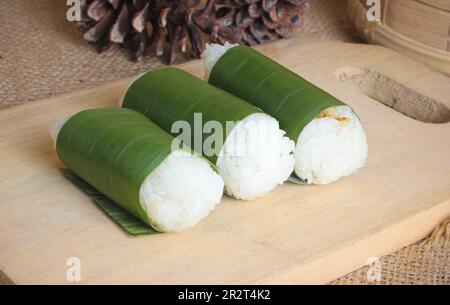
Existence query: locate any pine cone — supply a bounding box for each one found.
[203,0,311,45]
[80,0,311,64]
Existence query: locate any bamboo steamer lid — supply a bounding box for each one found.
[348,0,450,75]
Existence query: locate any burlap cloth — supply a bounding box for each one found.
[0,0,448,284]
[0,0,361,109]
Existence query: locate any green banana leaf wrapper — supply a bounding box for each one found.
[56,108,175,230]
[208,45,345,142]
[122,67,262,164]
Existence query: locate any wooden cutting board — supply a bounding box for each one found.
[1,39,449,284]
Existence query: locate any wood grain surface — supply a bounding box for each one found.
[1,39,449,284]
[348,0,450,75]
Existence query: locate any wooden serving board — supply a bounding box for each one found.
[1,39,450,284]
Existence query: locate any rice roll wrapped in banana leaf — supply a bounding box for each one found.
[203,43,368,185]
[121,67,295,200]
[50,108,224,232]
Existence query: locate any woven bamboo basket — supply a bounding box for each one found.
[348,0,450,75]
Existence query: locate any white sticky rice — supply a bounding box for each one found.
[202,42,239,80]
[140,150,224,232]
[216,113,295,200]
[50,117,224,232]
[203,43,368,185]
[294,106,368,184]
[49,116,71,147]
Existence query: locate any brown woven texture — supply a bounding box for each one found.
[331,218,450,285]
[0,0,166,109]
[0,0,360,110]
[0,0,448,285]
